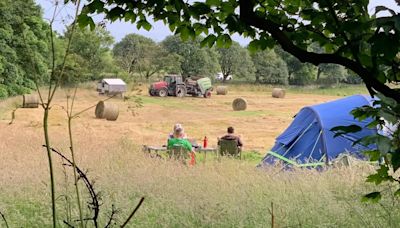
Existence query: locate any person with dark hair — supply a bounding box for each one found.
[218,126,243,149]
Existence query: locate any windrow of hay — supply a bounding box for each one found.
[95,101,119,121]
[272,88,286,98]
[22,94,39,108]
[232,98,247,111]
[216,86,228,95]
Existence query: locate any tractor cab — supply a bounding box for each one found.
[149,74,212,98]
[163,75,183,96]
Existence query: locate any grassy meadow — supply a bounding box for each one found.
[0,83,399,227]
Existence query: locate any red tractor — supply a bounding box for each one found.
[149,74,213,98]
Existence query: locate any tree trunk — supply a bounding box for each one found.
[317,67,322,80]
[222,74,228,83]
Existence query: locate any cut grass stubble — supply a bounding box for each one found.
[1,84,399,227]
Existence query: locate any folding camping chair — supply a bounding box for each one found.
[168,145,189,160]
[218,139,241,159]
[168,144,196,165]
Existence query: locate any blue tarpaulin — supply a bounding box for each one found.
[261,95,377,166]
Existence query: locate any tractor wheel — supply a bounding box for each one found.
[149,89,154,96]
[176,86,187,98]
[158,88,168,97]
[204,89,212,98]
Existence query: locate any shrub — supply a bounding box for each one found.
[6,84,31,96]
[0,84,8,99]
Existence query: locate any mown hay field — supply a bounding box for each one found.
[1,84,399,227]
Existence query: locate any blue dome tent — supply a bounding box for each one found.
[260,95,377,168]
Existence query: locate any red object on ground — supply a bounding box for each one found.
[203,136,208,148]
[189,152,196,166]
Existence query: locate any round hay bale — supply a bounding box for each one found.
[22,94,39,108]
[216,86,228,95]
[95,101,119,121]
[232,98,247,111]
[272,88,285,98]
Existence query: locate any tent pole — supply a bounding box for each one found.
[282,122,314,157]
[308,130,323,161]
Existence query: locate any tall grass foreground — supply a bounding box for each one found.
[2,137,400,226]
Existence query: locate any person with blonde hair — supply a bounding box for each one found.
[168,123,187,139]
[168,127,193,152]
[167,126,196,165]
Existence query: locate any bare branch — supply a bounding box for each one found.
[120,197,145,228]
[0,211,9,228]
[49,0,82,102]
[72,94,117,118]
[46,146,101,228]
[105,204,119,228]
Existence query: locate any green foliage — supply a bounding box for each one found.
[6,84,31,96]
[362,192,382,203]
[0,0,49,97]
[331,93,400,201]
[113,34,181,81]
[274,46,317,85]
[274,46,303,78]
[162,35,220,77]
[317,64,348,85]
[345,71,363,84]
[76,0,400,102]
[57,53,88,87]
[0,84,8,99]
[331,125,362,138]
[113,34,155,74]
[217,41,255,81]
[251,49,288,85]
[289,64,317,85]
[60,26,114,84]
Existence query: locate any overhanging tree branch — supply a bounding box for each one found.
[238,0,400,101]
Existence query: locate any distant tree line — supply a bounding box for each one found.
[0,0,362,99]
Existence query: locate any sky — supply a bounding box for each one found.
[36,0,400,46]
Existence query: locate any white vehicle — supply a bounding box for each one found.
[215,72,232,81]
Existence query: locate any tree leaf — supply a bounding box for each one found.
[200,34,217,48]
[179,26,190,41]
[363,150,381,161]
[377,93,398,108]
[77,14,95,30]
[394,188,400,197]
[376,136,391,154]
[205,0,220,6]
[124,11,137,23]
[362,192,381,203]
[248,40,260,53]
[137,20,152,31]
[330,125,362,137]
[216,34,225,47]
[169,23,176,32]
[366,165,391,185]
[86,0,105,14]
[391,150,400,172]
[107,7,125,21]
